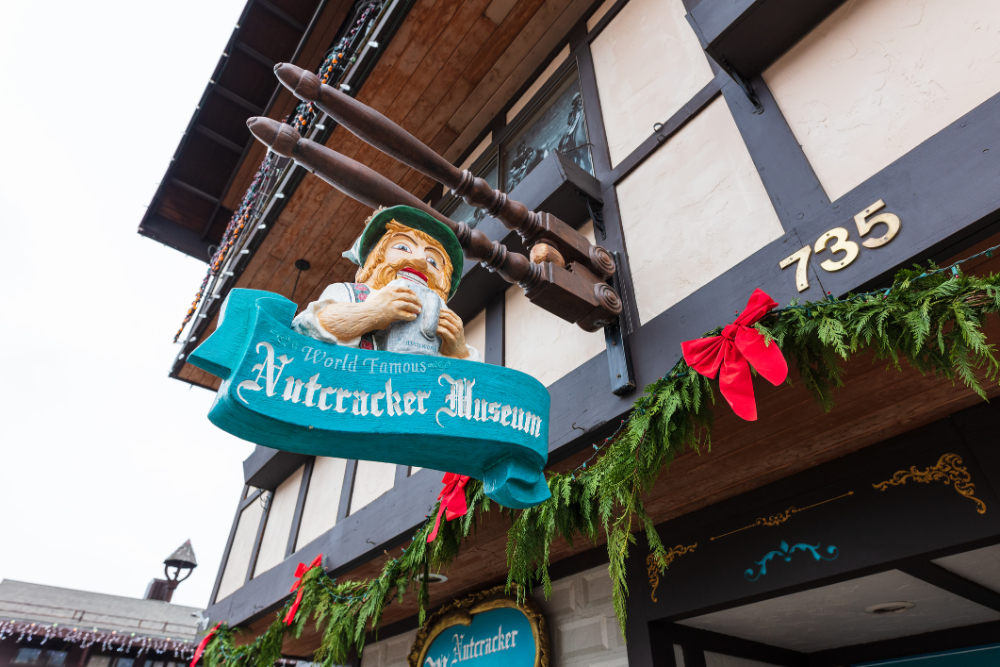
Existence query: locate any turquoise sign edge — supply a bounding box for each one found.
[188,289,552,509]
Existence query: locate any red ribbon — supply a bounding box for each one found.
[426,473,470,543]
[189,622,221,667]
[681,289,788,421]
[284,554,323,625]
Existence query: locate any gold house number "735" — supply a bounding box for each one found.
[779,200,901,292]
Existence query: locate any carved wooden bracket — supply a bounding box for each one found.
[246,117,621,332]
[269,62,621,330]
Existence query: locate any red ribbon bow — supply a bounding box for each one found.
[189,622,221,667]
[681,289,788,421]
[426,473,470,543]
[283,554,323,625]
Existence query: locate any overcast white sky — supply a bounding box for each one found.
[0,0,258,608]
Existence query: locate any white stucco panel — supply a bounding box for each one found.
[464,308,487,361]
[764,0,1000,202]
[591,0,713,166]
[254,465,304,577]
[215,499,263,602]
[505,222,607,387]
[349,460,396,514]
[296,455,348,551]
[618,98,784,325]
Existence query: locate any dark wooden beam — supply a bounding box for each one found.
[662,624,806,667]
[138,212,215,261]
[213,85,266,115]
[686,0,846,78]
[234,40,276,70]
[394,464,410,487]
[721,74,830,231]
[681,646,707,667]
[339,460,358,521]
[898,560,1000,612]
[245,491,271,584]
[210,485,252,605]
[256,0,307,32]
[244,447,312,490]
[484,292,505,366]
[606,72,725,187]
[286,458,314,558]
[808,619,1000,667]
[170,177,221,204]
[194,123,246,154]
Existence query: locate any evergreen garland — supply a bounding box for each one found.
[201,259,1000,667]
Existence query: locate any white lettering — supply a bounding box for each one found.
[417,391,430,414]
[335,388,351,413]
[385,379,402,416]
[318,387,335,411]
[303,374,322,407]
[403,391,417,415]
[302,346,326,364]
[370,391,385,417]
[238,342,293,404]
[500,405,512,426]
[352,391,369,416]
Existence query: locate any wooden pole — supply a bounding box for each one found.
[273,63,616,281]
[245,117,621,331]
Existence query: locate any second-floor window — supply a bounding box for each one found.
[502,66,593,192]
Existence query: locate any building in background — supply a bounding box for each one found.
[144,0,1000,665]
[0,543,203,667]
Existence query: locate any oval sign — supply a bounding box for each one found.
[409,588,548,667]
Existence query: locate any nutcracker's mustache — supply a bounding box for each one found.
[369,257,448,300]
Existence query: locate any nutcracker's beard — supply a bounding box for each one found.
[356,221,453,300]
[364,258,449,299]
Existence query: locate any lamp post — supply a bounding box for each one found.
[160,540,198,602]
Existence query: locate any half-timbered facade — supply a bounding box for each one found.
[144,0,1000,664]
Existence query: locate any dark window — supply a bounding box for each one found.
[46,651,68,666]
[502,66,593,192]
[13,649,43,665]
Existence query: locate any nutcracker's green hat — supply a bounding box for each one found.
[343,205,464,300]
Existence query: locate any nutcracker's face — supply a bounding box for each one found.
[356,221,454,301]
[383,229,448,292]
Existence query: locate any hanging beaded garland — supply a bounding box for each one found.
[173,0,385,343]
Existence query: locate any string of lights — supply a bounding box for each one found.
[0,620,194,658]
[173,0,388,343]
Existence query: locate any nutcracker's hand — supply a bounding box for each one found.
[316,285,421,342]
[364,284,422,330]
[437,309,469,359]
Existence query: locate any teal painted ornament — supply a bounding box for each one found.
[188,289,551,508]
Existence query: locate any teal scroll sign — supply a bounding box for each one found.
[188,289,551,509]
[422,607,536,667]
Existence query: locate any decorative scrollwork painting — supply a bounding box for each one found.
[744,540,838,582]
[645,544,697,602]
[710,492,854,542]
[873,453,986,514]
